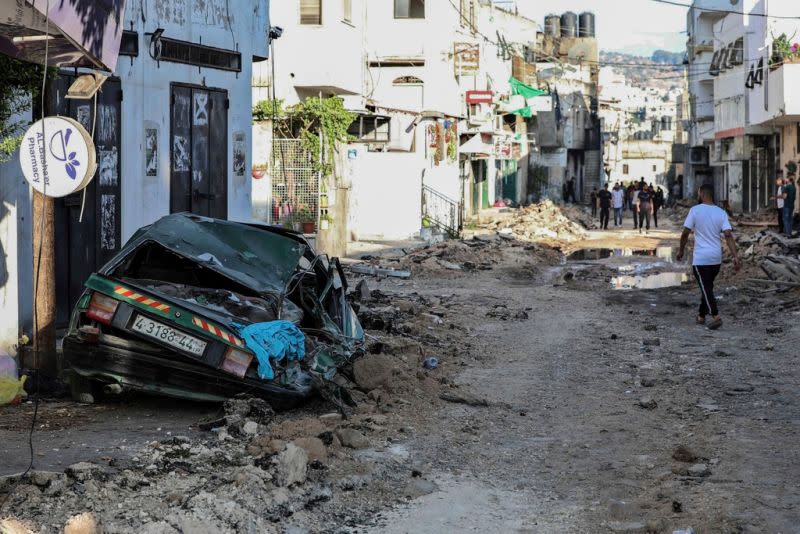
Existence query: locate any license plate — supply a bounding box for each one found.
[131,314,207,356]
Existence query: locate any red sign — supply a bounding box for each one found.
[466,90,493,104]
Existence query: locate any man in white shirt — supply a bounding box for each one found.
[611,183,625,227]
[676,184,741,330]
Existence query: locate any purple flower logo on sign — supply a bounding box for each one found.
[49,127,81,180]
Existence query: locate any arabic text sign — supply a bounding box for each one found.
[20,116,97,198]
[454,42,480,75]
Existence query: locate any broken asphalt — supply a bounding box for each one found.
[2,203,799,533]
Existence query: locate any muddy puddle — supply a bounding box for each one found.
[563,247,689,290]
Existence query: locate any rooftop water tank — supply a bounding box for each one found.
[579,12,596,38]
[544,14,561,37]
[560,12,577,38]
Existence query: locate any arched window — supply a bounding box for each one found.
[392,75,423,86]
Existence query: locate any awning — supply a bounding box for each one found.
[0,0,126,71]
[459,133,494,155]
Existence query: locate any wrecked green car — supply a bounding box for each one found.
[63,213,364,409]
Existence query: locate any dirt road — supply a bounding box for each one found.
[2,212,799,533]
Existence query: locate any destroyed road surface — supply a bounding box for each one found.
[2,204,800,533]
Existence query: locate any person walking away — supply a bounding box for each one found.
[567,177,577,203]
[598,184,612,230]
[653,186,664,228]
[671,181,681,208]
[676,184,741,330]
[638,186,653,234]
[782,175,796,236]
[590,187,598,217]
[631,185,641,229]
[612,183,625,227]
[770,174,784,234]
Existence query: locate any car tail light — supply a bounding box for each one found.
[86,292,119,325]
[220,348,253,378]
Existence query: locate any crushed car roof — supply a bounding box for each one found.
[104,214,306,295]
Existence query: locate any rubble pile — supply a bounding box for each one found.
[736,230,800,286]
[483,200,591,244]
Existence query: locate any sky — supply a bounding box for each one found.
[514,0,689,56]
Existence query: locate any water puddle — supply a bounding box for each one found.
[563,246,687,290]
[611,271,688,290]
[567,247,675,262]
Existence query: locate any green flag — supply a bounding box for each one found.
[508,77,548,117]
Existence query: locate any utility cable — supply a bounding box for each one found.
[0,0,49,515]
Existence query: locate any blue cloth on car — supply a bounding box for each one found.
[231,321,306,380]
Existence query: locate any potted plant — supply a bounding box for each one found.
[298,207,316,234]
[252,163,268,179]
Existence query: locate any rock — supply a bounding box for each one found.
[335,428,370,449]
[610,333,619,340]
[292,437,328,461]
[242,421,259,436]
[642,338,660,346]
[638,397,657,410]
[65,462,106,482]
[439,391,490,407]
[64,512,100,534]
[607,521,647,533]
[640,378,656,388]
[402,478,439,498]
[353,354,393,390]
[247,436,285,457]
[688,463,710,477]
[30,470,65,488]
[438,260,463,271]
[355,279,372,302]
[0,518,36,534]
[672,445,698,463]
[273,443,308,486]
[223,395,274,425]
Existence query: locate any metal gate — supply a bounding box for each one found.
[170,84,228,219]
[270,138,319,230]
[53,76,122,326]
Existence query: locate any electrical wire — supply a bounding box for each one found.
[649,0,800,19]
[0,0,49,515]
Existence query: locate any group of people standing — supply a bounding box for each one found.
[590,179,666,232]
[772,172,797,236]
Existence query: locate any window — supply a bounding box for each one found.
[652,165,657,172]
[394,0,424,19]
[300,0,322,25]
[392,75,423,85]
[343,0,352,23]
[623,164,629,175]
[347,114,391,143]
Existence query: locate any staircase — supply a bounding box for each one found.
[422,185,463,238]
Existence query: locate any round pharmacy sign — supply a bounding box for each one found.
[19,116,96,197]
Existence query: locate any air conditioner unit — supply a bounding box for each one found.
[689,146,709,165]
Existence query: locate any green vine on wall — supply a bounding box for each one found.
[253,97,355,178]
[0,56,48,163]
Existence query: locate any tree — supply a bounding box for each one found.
[0,56,47,162]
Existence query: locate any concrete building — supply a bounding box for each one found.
[254,0,542,240]
[0,0,269,351]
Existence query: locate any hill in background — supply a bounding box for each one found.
[600,50,685,91]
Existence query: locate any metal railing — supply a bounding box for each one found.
[422,185,463,238]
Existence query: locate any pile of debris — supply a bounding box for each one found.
[738,230,800,287]
[482,200,592,244]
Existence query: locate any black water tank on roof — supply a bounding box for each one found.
[561,12,577,38]
[544,14,561,37]
[579,12,596,38]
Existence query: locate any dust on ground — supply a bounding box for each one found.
[2,202,799,533]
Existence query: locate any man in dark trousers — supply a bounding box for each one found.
[771,173,784,234]
[637,185,653,233]
[598,183,612,230]
[677,184,741,330]
[782,175,796,236]
[567,177,577,203]
[590,187,598,217]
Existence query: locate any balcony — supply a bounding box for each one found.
[764,63,800,124]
